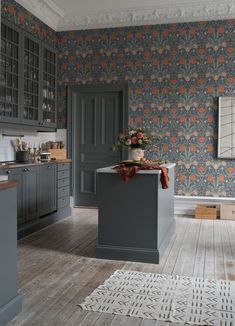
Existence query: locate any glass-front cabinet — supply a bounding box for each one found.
[0,21,20,123]
[0,18,57,129]
[22,34,40,125]
[42,47,57,127]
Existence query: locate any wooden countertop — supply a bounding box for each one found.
[0,180,18,191]
[0,159,72,170]
[53,159,72,163]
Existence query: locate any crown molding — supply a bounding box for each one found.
[15,0,64,30]
[15,0,235,31]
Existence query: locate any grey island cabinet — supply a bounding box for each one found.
[0,181,22,326]
[96,163,176,264]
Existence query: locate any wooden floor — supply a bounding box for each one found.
[8,208,235,326]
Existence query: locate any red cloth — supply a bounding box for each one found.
[114,164,170,189]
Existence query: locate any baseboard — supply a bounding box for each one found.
[174,195,235,216]
[96,245,159,264]
[18,206,72,239]
[0,295,22,326]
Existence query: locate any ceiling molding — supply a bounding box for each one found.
[15,0,235,31]
[15,0,64,30]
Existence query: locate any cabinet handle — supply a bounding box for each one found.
[23,168,27,172]
[47,165,51,169]
[6,170,11,174]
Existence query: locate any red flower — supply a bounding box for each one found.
[131,137,137,144]
[137,132,143,139]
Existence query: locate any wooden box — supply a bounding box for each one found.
[195,205,217,220]
[220,204,235,220]
[49,149,67,160]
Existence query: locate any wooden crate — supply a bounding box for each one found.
[49,149,67,160]
[220,204,235,220]
[195,205,217,220]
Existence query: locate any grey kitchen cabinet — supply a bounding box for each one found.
[0,18,57,130]
[22,166,40,224]
[0,162,71,237]
[10,166,40,226]
[0,166,40,226]
[57,162,71,211]
[39,164,56,217]
[41,45,57,128]
[0,20,21,123]
[7,168,24,226]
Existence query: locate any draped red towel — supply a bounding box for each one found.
[114,164,170,189]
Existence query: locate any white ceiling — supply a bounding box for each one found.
[15,0,235,31]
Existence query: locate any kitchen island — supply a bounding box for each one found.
[0,180,22,326]
[96,163,175,263]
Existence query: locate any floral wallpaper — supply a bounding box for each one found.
[57,22,235,197]
[1,0,235,197]
[1,0,57,46]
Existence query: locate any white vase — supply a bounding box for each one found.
[128,148,144,161]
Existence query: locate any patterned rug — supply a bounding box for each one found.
[80,270,235,326]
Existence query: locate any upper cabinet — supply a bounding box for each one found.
[22,33,41,126]
[42,46,57,128]
[0,21,20,123]
[0,18,57,130]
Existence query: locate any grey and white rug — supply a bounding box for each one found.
[80,270,235,326]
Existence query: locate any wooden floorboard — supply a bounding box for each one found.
[8,208,235,326]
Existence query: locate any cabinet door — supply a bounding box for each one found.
[0,20,21,123]
[23,166,40,223]
[21,32,41,126]
[8,168,24,226]
[39,164,56,216]
[41,46,57,128]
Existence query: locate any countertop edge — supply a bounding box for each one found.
[0,180,18,191]
[97,163,176,174]
[0,159,72,170]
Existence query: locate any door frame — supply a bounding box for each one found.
[67,83,129,197]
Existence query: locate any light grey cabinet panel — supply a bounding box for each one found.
[23,166,40,223]
[39,164,56,217]
[57,170,70,180]
[58,196,70,210]
[0,186,22,324]
[57,163,70,171]
[8,168,24,227]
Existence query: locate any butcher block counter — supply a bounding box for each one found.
[96,163,175,264]
[0,181,22,326]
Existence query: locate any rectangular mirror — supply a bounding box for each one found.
[218,97,235,159]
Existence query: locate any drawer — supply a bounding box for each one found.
[40,163,56,172]
[220,204,235,220]
[58,186,70,198]
[57,163,70,171]
[57,178,70,188]
[58,196,70,210]
[57,170,70,180]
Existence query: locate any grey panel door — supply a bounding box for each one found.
[23,166,40,223]
[8,168,24,226]
[39,164,56,217]
[74,91,124,206]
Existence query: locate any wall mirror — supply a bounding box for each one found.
[218,97,235,159]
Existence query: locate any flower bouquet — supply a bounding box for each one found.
[113,127,151,161]
[113,127,151,150]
